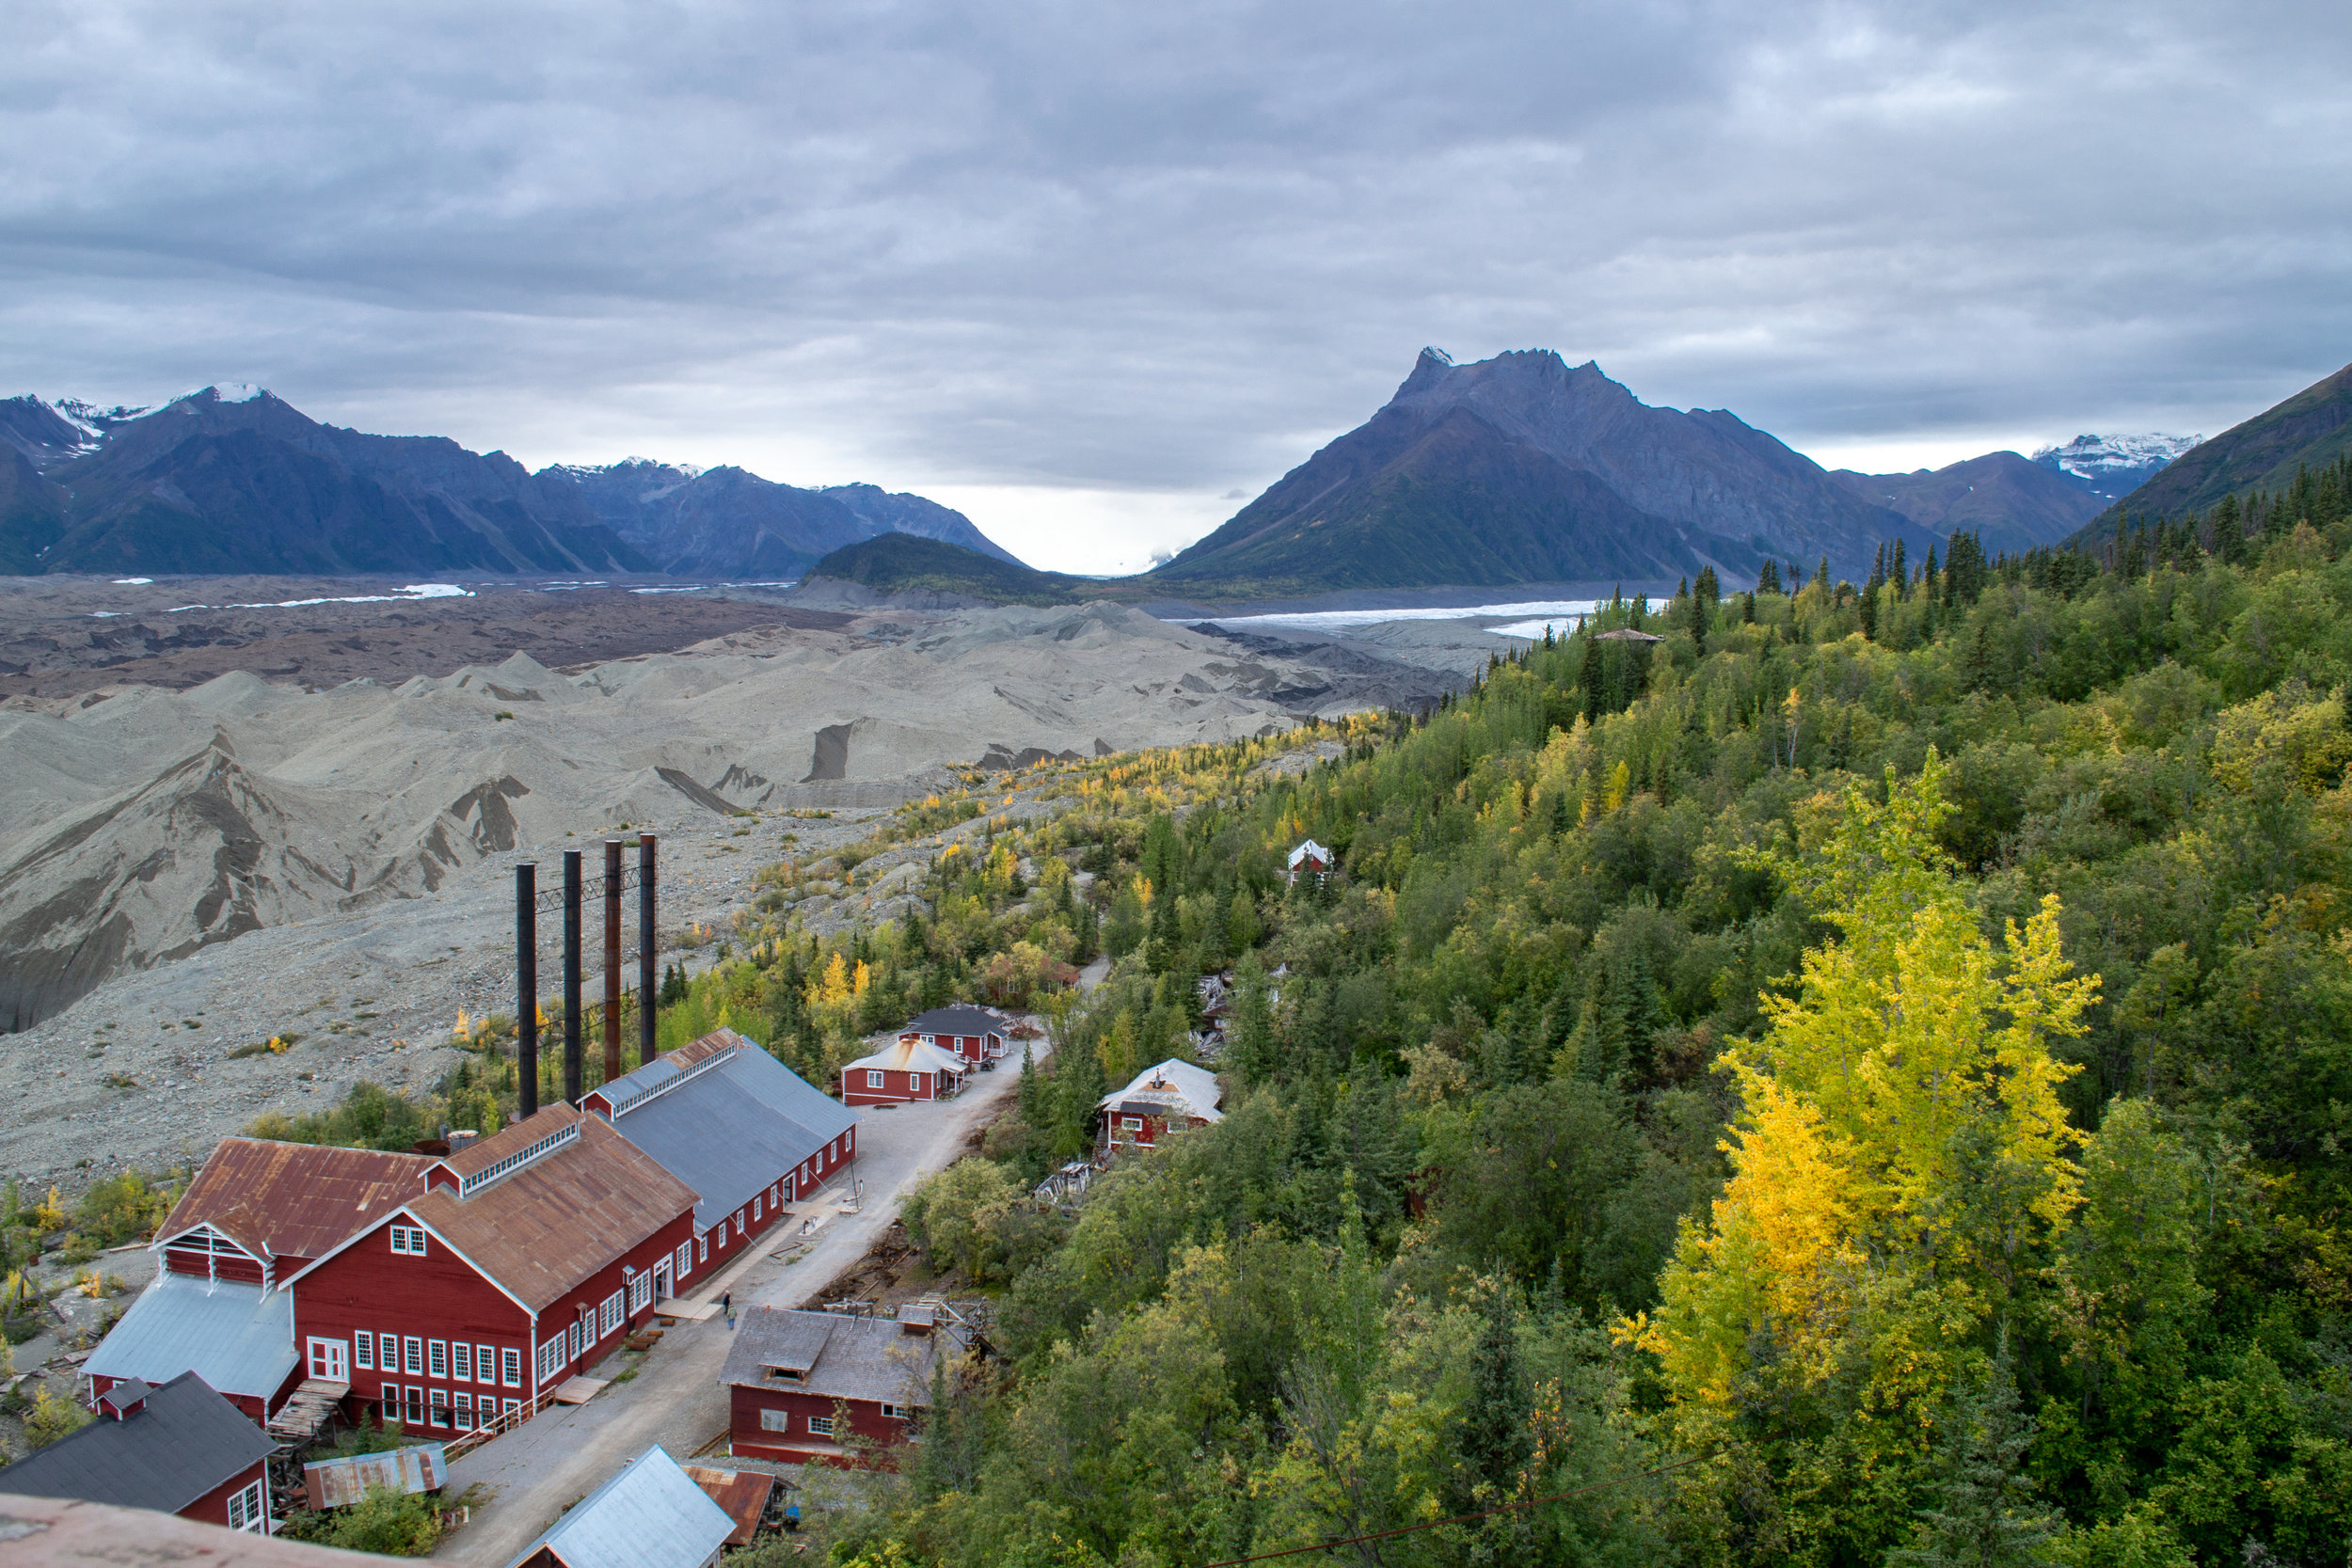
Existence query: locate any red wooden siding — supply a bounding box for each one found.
[842,1068,942,1106]
[290,1221,532,1431]
[728,1385,913,1468]
[178,1459,269,1529]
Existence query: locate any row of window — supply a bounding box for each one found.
[384,1383,525,1433]
[355,1332,522,1387]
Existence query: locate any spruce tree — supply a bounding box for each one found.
[1888,1337,2063,1568]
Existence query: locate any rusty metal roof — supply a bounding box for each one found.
[404,1106,698,1313]
[160,1139,432,1263]
[302,1444,447,1510]
[679,1465,774,1548]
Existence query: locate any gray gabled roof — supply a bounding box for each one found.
[0,1370,273,1513]
[901,1006,1005,1037]
[603,1037,855,1232]
[720,1307,964,1407]
[505,1446,733,1568]
[84,1271,298,1402]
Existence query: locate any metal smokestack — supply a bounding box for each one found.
[638,833,658,1066]
[603,838,623,1085]
[563,848,583,1105]
[516,862,538,1118]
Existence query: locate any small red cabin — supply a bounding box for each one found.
[720,1306,973,1468]
[839,1037,969,1106]
[895,1006,1009,1065]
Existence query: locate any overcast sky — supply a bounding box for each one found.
[5,1,2348,572]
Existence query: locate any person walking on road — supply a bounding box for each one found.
[722,1291,734,1328]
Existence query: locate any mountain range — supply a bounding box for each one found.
[0,386,1018,578]
[2084,361,2352,527]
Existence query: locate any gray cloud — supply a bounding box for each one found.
[3,0,2347,568]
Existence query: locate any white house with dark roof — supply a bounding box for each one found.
[582,1028,858,1275]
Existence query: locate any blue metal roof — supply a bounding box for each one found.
[83,1271,298,1402]
[606,1037,857,1231]
[506,1446,733,1568]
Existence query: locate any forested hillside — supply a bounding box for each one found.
[858,505,2352,1567]
[267,493,2352,1565]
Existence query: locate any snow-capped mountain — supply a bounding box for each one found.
[2031,434,2200,502]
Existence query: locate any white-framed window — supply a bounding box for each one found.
[476,1343,496,1384]
[807,1414,834,1435]
[675,1241,692,1280]
[454,1391,473,1430]
[628,1272,653,1312]
[567,1319,585,1360]
[389,1225,427,1256]
[403,1386,424,1427]
[1121,1116,1144,1131]
[502,1347,523,1387]
[502,1398,522,1420]
[881,1402,910,1419]
[753,1195,762,1221]
[735,1212,745,1237]
[537,1337,564,1386]
[910,1073,925,1094]
[355,1331,374,1370]
[770,1183,780,1204]
[429,1388,450,1428]
[866,1069,884,1087]
[227,1477,265,1531]
[452,1343,472,1381]
[428,1339,448,1378]
[307,1337,349,1381]
[599,1291,624,1337]
[759,1408,791,1432]
[698,1233,709,1262]
[403,1337,423,1375]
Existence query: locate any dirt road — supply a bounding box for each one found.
[434,1036,1048,1565]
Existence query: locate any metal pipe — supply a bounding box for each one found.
[563,848,583,1105]
[516,863,539,1118]
[638,833,658,1065]
[603,838,623,1086]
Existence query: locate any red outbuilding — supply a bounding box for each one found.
[895,1006,1009,1066]
[283,1104,697,1440]
[838,1037,969,1106]
[0,1371,277,1532]
[720,1305,974,1468]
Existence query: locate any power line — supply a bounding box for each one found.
[1199,1452,1712,1567]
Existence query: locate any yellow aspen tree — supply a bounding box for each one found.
[1635,752,2097,1424]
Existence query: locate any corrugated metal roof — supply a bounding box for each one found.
[842,1037,969,1077]
[160,1140,432,1263]
[0,1370,274,1514]
[720,1308,963,1406]
[678,1465,774,1547]
[84,1271,298,1401]
[302,1444,446,1510]
[1096,1059,1224,1123]
[506,1446,733,1568]
[601,1034,855,1232]
[399,1107,699,1314]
